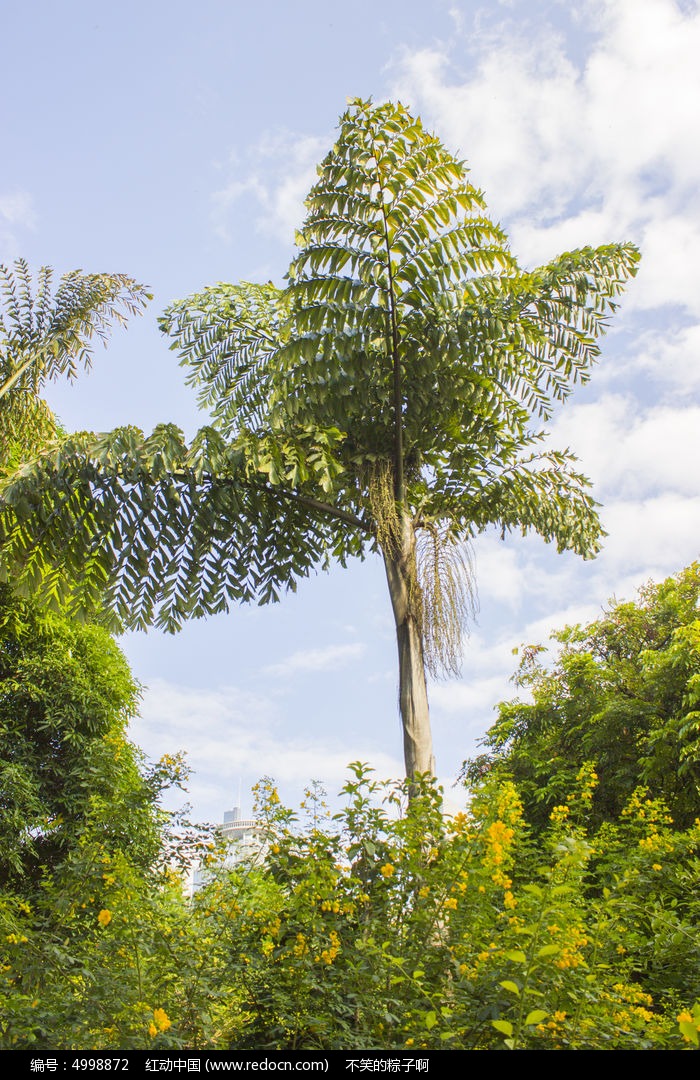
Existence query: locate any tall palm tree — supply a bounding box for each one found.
[0,102,638,779]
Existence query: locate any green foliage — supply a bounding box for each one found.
[0,576,208,1051]
[0,581,163,886]
[0,260,150,468]
[2,762,699,1050]
[463,563,700,831]
[0,101,638,633]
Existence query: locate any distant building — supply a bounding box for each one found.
[190,806,264,895]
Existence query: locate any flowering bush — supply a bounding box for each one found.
[2,762,699,1049]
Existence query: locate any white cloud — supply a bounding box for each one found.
[389,0,700,310]
[211,131,329,245]
[131,676,400,821]
[472,534,580,613]
[263,642,366,678]
[548,395,700,498]
[431,674,513,714]
[0,190,37,259]
[595,493,700,573]
[631,322,700,394]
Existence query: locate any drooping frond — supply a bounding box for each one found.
[415,524,478,680]
[428,444,606,558]
[0,423,363,631]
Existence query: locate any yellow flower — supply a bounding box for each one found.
[153,1007,171,1032]
[444,897,458,910]
[97,909,112,928]
[380,863,395,878]
[320,930,341,965]
[148,1023,158,1038]
[418,885,430,899]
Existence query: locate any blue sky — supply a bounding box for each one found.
[3,0,700,822]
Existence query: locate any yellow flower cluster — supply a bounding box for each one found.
[320,930,341,965]
[482,812,519,910]
[622,788,673,827]
[554,925,589,969]
[97,909,112,928]
[484,820,514,868]
[264,916,282,939]
[449,811,469,834]
[677,1008,700,1043]
[148,1007,171,1038]
[638,832,673,854]
[292,932,308,958]
[476,942,498,964]
[612,983,653,1007]
[380,863,395,878]
[567,763,598,805]
[537,1009,568,1036]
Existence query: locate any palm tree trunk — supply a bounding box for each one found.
[383,515,435,780]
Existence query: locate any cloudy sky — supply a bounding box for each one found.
[3,0,699,822]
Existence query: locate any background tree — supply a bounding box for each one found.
[462,563,700,831]
[0,259,163,884]
[0,579,167,887]
[0,100,639,779]
[0,259,150,468]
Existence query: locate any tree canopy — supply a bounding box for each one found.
[463,563,700,831]
[0,580,167,887]
[0,100,639,777]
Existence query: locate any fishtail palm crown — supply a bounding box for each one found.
[0,100,639,779]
